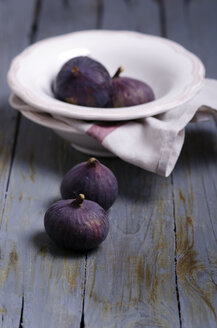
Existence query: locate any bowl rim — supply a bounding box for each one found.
[7,29,205,121]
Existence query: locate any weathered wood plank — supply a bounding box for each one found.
[2,1,216,328]
[0,0,35,224]
[1,120,87,327]
[183,0,217,78]
[84,161,180,328]
[102,0,160,35]
[37,0,99,38]
[0,0,38,326]
[172,123,217,328]
[83,1,180,327]
[164,0,217,77]
[0,0,99,327]
[165,0,217,326]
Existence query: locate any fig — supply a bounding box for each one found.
[61,157,118,211]
[53,56,112,108]
[44,194,109,250]
[109,67,155,108]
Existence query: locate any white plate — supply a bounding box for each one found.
[7,30,205,121]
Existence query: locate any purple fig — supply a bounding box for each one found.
[44,194,109,250]
[109,67,155,108]
[61,157,118,211]
[53,56,112,108]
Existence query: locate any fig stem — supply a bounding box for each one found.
[74,194,85,207]
[87,157,97,167]
[71,66,80,75]
[112,66,124,79]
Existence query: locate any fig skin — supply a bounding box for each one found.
[61,158,118,211]
[44,194,109,250]
[109,67,155,108]
[53,56,112,108]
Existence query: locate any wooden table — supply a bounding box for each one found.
[0,1,217,327]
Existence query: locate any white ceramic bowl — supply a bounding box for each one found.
[9,93,114,156]
[8,30,205,121]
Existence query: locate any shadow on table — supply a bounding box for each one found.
[5,116,160,204]
[173,122,217,175]
[3,113,217,205]
[29,230,99,259]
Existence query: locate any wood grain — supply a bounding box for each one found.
[0,0,98,327]
[37,0,99,38]
[102,0,160,35]
[0,0,38,326]
[172,129,217,327]
[82,1,180,327]
[0,0,35,225]
[165,0,217,326]
[1,0,217,327]
[1,124,87,327]
[84,160,180,327]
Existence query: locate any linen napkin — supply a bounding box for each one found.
[10,79,217,177]
[53,79,217,176]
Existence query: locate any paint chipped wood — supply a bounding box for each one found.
[0,0,98,327]
[165,1,217,326]
[172,127,217,328]
[83,161,180,327]
[0,0,40,326]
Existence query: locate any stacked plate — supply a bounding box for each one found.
[7,30,204,156]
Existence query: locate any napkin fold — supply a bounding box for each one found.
[54,79,217,177]
[10,79,217,177]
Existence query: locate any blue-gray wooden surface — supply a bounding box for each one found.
[0,1,217,327]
